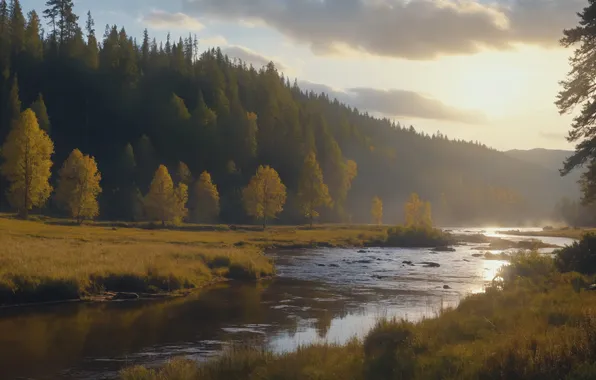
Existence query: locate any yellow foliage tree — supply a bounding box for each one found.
[1,109,54,218]
[298,152,331,227]
[190,171,220,223]
[404,193,433,228]
[144,165,188,226]
[55,149,102,223]
[371,196,383,225]
[242,165,286,228]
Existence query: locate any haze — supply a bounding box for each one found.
[22,0,582,151]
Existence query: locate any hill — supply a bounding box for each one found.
[505,149,572,172]
[0,3,580,226]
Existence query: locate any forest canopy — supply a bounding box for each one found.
[0,0,578,225]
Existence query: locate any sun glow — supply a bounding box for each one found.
[435,45,569,118]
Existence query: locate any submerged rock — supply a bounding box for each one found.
[472,254,483,258]
[443,285,451,289]
[113,292,139,300]
[329,264,339,268]
[357,249,367,253]
[433,246,456,252]
[402,260,413,265]
[316,264,326,267]
[421,262,441,268]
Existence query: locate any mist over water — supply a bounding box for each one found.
[0,228,576,380]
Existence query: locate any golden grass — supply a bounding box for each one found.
[0,215,385,305]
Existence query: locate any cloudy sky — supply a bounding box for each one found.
[25,0,587,151]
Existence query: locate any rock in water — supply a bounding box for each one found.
[433,246,456,252]
[113,292,139,300]
[443,285,451,289]
[421,262,441,268]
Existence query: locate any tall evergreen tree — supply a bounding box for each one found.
[557,1,596,204]
[30,93,50,133]
[84,11,98,69]
[24,10,42,60]
[9,0,24,55]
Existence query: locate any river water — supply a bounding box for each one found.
[0,228,576,380]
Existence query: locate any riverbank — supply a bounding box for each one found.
[0,216,387,306]
[121,251,596,380]
[499,227,596,240]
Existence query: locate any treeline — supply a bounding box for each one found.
[0,0,565,225]
[552,197,596,228]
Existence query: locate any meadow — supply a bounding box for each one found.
[0,215,387,306]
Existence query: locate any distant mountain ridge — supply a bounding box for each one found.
[505,148,581,197]
[505,149,572,172]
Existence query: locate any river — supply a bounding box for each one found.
[0,228,576,380]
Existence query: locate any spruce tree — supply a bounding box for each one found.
[30,93,50,133]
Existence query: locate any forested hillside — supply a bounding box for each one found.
[0,0,578,225]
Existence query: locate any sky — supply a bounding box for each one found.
[23,0,588,151]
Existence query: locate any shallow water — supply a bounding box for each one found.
[0,229,577,380]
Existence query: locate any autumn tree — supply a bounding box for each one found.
[144,165,188,226]
[297,152,331,227]
[190,171,220,223]
[1,109,53,218]
[371,196,383,225]
[243,165,286,228]
[54,149,102,223]
[404,193,433,229]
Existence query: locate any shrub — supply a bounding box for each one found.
[497,250,556,287]
[556,233,596,275]
[385,225,452,248]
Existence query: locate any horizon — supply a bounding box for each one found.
[22,0,583,152]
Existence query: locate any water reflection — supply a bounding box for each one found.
[0,238,548,380]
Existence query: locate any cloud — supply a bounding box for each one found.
[141,10,205,31]
[300,81,487,124]
[200,35,229,47]
[183,0,583,59]
[222,46,288,72]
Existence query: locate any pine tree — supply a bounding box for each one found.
[44,0,78,47]
[176,161,193,186]
[557,1,596,204]
[371,196,383,225]
[55,149,102,223]
[1,109,54,218]
[9,0,24,54]
[24,10,42,59]
[84,11,98,69]
[7,74,20,127]
[243,165,286,228]
[297,152,331,227]
[144,165,188,226]
[190,171,220,223]
[30,93,50,133]
[0,0,10,70]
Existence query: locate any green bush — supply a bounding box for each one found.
[556,233,596,275]
[385,226,452,248]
